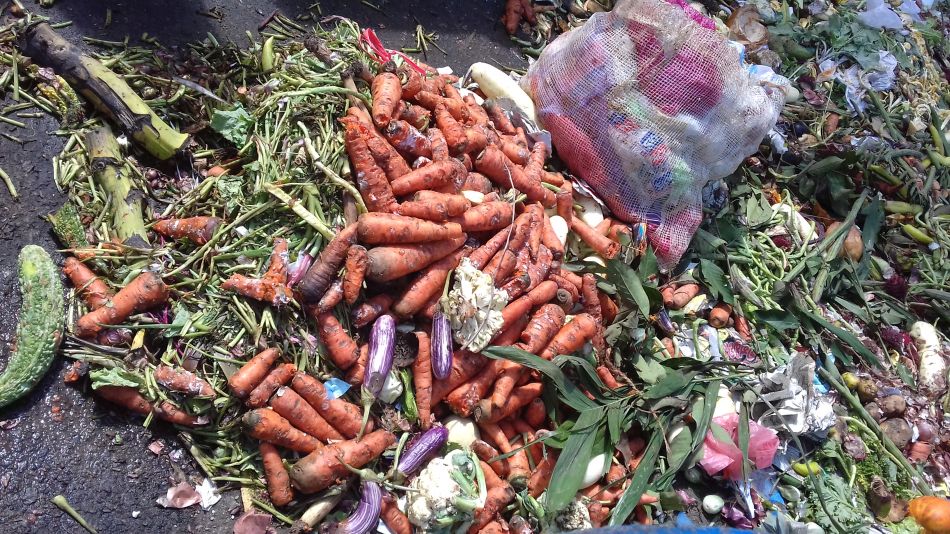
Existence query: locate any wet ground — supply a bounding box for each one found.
[0,1,523,532]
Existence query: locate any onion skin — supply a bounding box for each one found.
[396,426,449,478]
[431,312,453,380]
[364,315,396,398]
[330,481,382,534]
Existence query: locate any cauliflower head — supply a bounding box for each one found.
[440,258,507,352]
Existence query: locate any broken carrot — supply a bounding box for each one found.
[243,408,322,453]
[523,397,546,428]
[371,72,401,127]
[312,279,344,314]
[153,216,222,245]
[260,442,294,507]
[342,245,368,305]
[351,294,395,329]
[222,238,292,306]
[571,217,620,259]
[154,365,215,398]
[365,235,467,282]
[527,452,558,498]
[63,257,112,310]
[296,224,358,304]
[381,493,412,534]
[289,429,396,494]
[383,119,432,159]
[75,271,168,338]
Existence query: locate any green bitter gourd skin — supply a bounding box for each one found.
[0,245,65,409]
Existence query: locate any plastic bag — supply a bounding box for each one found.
[522,0,788,268]
[700,413,779,480]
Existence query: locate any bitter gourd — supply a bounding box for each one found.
[0,245,65,409]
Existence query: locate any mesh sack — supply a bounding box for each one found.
[522,0,787,269]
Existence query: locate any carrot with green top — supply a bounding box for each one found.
[289,430,396,493]
[75,271,168,338]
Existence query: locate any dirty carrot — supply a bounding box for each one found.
[413,331,433,429]
[540,214,564,261]
[341,116,397,213]
[291,372,367,439]
[540,313,598,360]
[463,172,494,194]
[397,190,471,221]
[427,127,449,161]
[392,247,467,318]
[667,283,701,310]
[260,442,294,507]
[270,386,344,442]
[434,103,469,153]
[498,280,558,335]
[479,421,529,484]
[397,101,431,130]
[96,385,197,426]
[153,399,204,427]
[556,182,573,224]
[416,91,469,122]
[708,302,733,329]
[485,101,516,135]
[390,159,465,196]
[357,212,464,244]
[494,316,530,347]
[344,344,369,386]
[523,397,546,428]
[362,122,411,180]
[246,363,297,408]
[446,360,499,417]
[365,235,467,282]
[75,271,168,338]
[222,238,292,307]
[289,429,396,494]
[520,304,566,355]
[381,493,412,534]
[152,216,222,245]
[342,245,368,305]
[431,350,488,405]
[527,452,558,498]
[471,439,509,479]
[371,72,401,127]
[352,294,395,329]
[400,67,423,99]
[243,408,322,453]
[599,292,619,324]
[63,257,112,310]
[229,348,281,399]
[312,279,344,314]
[468,224,514,270]
[483,382,543,423]
[596,366,622,390]
[475,145,555,207]
[154,365,215,397]
[315,312,361,370]
[471,461,515,532]
[296,223,358,304]
[582,274,607,356]
[512,419,542,465]
[571,216,620,259]
[450,201,515,232]
[383,119,432,159]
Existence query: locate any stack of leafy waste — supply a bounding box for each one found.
[0,0,948,533]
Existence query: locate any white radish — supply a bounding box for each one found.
[580,452,609,489]
[467,63,537,123]
[461,190,485,204]
[549,215,569,246]
[575,195,604,228]
[444,415,480,448]
[911,321,946,393]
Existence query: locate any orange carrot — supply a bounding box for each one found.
[493,316,529,347]
[341,117,397,213]
[708,302,733,328]
[427,127,449,161]
[297,224,358,303]
[464,125,490,155]
[415,91,469,122]
[523,397,546,428]
[291,372,367,439]
[243,408,322,453]
[471,461,515,533]
[479,520,507,534]
[558,268,584,290]
[498,280,558,335]
[497,137,529,165]
[450,201,515,232]
[541,171,564,186]
[358,212,464,244]
[270,386,344,442]
[443,82,463,101]
[434,103,469,153]
[401,67,423,99]
[667,283,701,310]
[63,257,112,310]
[312,279,344,314]
[382,493,412,534]
[527,452,558,498]
[469,225,514,270]
[366,235,467,282]
[371,72,401,127]
[397,190,471,221]
[522,142,549,191]
[229,348,281,399]
[152,399,204,427]
[392,247,467,318]
[597,365,621,390]
[520,304,567,355]
[352,294,395,329]
[508,245,553,300]
[471,439,509,479]
[606,220,632,243]
[260,442,293,507]
[484,249,519,285]
[571,216,620,259]
[413,331,433,429]
[362,123,411,181]
[556,182,573,224]
[734,313,751,340]
[95,385,200,426]
[484,101,516,135]
[475,146,555,207]
[289,429,396,493]
[383,119,432,159]
[205,165,228,178]
[594,219,613,235]
[222,238,293,307]
[446,360,499,417]
[582,274,607,357]
[459,153,475,172]
[75,271,168,338]
[464,95,490,125]
[512,419,542,465]
[397,101,431,130]
[599,292,619,324]
[343,245,368,305]
[344,344,369,386]
[479,421,529,485]
[540,313,598,360]
[154,365,215,398]
[390,159,466,196]
[347,105,374,128]
[153,216,222,245]
[482,382,543,423]
[463,172,494,194]
[431,351,488,405]
[588,502,610,528]
[315,312,360,370]
[247,363,297,408]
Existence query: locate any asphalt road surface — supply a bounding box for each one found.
[0,1,524,531]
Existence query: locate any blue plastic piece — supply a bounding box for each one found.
[323,377,351,399]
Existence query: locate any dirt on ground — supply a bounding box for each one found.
[0,1,523,532]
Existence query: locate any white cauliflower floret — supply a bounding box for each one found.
[407,450,481,530]
[440,258,507,352]
[554,498,593,531]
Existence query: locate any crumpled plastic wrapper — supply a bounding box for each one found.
[754,353,836,435]
[440,258,507,352]
[233,510,275,534]
[700,413,779,480]
[155,479,220,510]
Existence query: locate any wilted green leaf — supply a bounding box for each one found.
[610,427,664,525]
[483,346,596,411]
[699,259,734,305]
[90,367,143,390]
[546,408,602,513]
[211,104,253,145]
[606,259,650,317]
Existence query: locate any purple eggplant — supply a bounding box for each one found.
[363,314,396,397]
[397,426,448,479]
[328,481,381,534]
[431,312,453,380]
[655,308,675,336]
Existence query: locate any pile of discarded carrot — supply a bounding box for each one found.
[0,9,661,532]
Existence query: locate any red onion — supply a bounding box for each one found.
[431,312,453,380]
[328,481,381,534]
[397,426,448,478]
[363,314,396,397]
[287,251,314,287]
[917,421,935,442]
